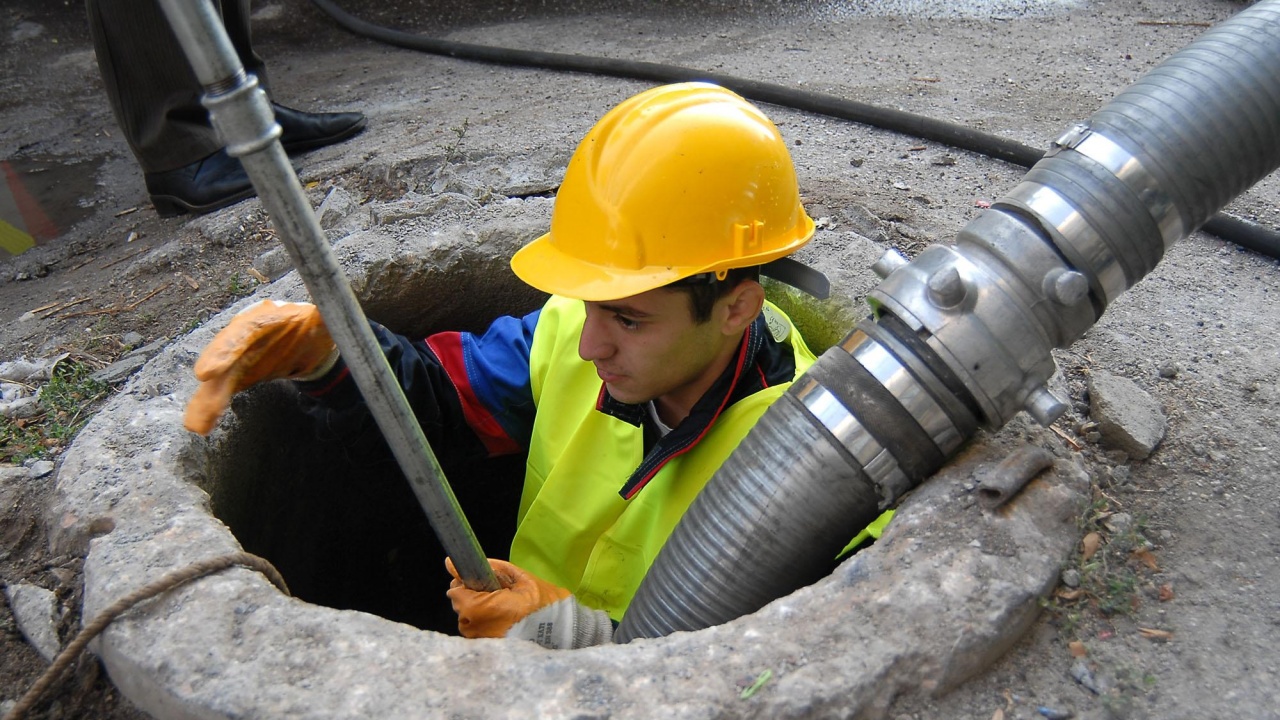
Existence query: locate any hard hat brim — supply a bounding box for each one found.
[511,232,693,301]
[511,214,816,302]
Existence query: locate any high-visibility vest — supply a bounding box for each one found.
[512,295,817,621]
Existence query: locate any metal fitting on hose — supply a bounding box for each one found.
[868,239,1073,430]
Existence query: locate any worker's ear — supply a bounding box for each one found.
[719,280,765,336]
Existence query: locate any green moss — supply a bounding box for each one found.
[763,278,864,355]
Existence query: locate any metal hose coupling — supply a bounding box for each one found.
[617,0,1280,642]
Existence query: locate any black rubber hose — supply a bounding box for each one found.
[309,0,1280,259]
[1203,214,1280,258]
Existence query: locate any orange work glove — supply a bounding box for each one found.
[183,300,339,435]
[445,558,613,649]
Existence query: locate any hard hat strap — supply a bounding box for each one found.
[761,257,831,300]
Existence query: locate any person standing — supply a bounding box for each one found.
[87,0,366,216]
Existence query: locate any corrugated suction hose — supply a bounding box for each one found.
[617,1,1280,642]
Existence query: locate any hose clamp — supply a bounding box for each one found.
[1051,124,1185,249]
[796,382,912,508]
[1001,182,1129,305]
[850,339,963,455]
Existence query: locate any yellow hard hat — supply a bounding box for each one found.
[511,82,815,301]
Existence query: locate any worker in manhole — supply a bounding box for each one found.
[184,82,891,648]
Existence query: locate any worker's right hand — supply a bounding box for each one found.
[446,558,613,649]
[183,300,338,435]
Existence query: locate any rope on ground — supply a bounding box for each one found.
[3,551,289,720]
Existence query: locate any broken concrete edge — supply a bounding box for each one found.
[41,211,1091,719]
[90,336,172,386]
[3,583,60,663]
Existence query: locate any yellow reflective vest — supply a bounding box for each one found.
[511,296,817,621]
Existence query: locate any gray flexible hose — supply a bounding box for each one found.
[618,1,1280,641]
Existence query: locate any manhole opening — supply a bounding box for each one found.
[200,245,546,634]
[207,384,526,633]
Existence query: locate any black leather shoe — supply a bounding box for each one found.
[144,149,255,217]
[144,106,366,216]
[273,104,367,155]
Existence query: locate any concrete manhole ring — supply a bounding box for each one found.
[48,201,1088,719]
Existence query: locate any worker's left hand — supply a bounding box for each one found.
[184,300,338,434]
[445,558,613,649]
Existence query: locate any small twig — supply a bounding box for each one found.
[1137,19,1212,28]
[54,283,171,320]
[2,552,289,720]
[99,246,150,270]
[63,388,110,427]
[1050,424,1082,450]
[124,282,170,310]
[28,300,64,314]
[1095,486,1124,509]
[54,307,116,320]
[39,298,91,319]
[113,206,137,217]
[63,349,109,369]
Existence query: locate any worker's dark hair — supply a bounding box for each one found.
[668,266,762,323]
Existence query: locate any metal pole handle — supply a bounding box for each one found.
[157,0,500,592]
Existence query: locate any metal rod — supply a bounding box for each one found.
[157,0,499,592]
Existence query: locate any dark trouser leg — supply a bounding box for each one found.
[86,0,261,174]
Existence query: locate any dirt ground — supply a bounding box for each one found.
[2,0,1278,718]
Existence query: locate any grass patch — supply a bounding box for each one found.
[225,272,256,298]
[1044,488,1159,638]
[1,359,112,464]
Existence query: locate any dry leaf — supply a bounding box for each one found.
[1056,587,1084,600]
[1081,531,1102,561]
[1068,640,1088,657]
[1138,627,1174,641]
[246,267,269,284]
[1159,584,1175,602]
[1132,547,1159,570]
[182,273,200,290]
